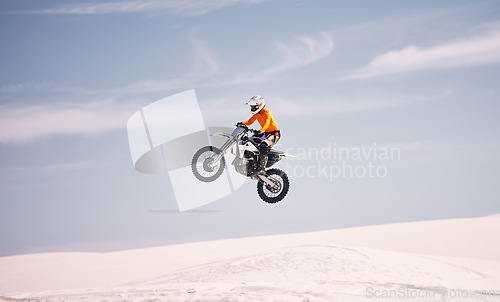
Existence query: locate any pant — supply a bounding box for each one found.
[252,131,280,156]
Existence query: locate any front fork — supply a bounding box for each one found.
[257,173,279,189]
[207,138,236,169]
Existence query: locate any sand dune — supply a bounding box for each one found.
[1,215,499,301]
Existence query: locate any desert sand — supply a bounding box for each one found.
[1,214,499,301]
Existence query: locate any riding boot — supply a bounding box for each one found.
[257,154,268,174]
[256,142,269,174]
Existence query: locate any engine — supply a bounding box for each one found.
[233,151,255,176]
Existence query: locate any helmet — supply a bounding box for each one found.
[246,95,265,115]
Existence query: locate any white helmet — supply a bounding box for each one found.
[246,95,265,115]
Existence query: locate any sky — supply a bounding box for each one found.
[1,0,499,256]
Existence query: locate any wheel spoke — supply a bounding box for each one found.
[197,153,216,176]
[192,148,224,181]
[256,168,289,204]
[263,175,283,197]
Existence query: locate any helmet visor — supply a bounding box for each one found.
[250,104,260,112]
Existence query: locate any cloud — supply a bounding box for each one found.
[266,31,334,76]
[187,32,220,76]
[0,83,49,94]
[345,29,500,79]
[269,89,451,117]
[0,31,334,145]
[231,31,334,84]
[0,101,138,144]
[3,161,92,173]
[22,0,267,16]
[107,32,334,89]
[95,79,190,95]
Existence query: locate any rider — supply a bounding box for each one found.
[241,95,280,174]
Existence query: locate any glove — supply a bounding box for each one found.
[253,129,261,136]
[236,122,245,128]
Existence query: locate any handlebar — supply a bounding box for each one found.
[236,122,261,136]
[236,122,248,129]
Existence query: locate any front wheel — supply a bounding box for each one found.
[191,146,225,182]
[257,168,290,204]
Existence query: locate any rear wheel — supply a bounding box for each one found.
[191,146,225,182]
[257,168,289,204]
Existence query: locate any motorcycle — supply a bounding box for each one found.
[191,123,290,204]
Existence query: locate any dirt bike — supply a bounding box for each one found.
[191,123,290,204]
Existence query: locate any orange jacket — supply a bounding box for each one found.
[243,108,279,133]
